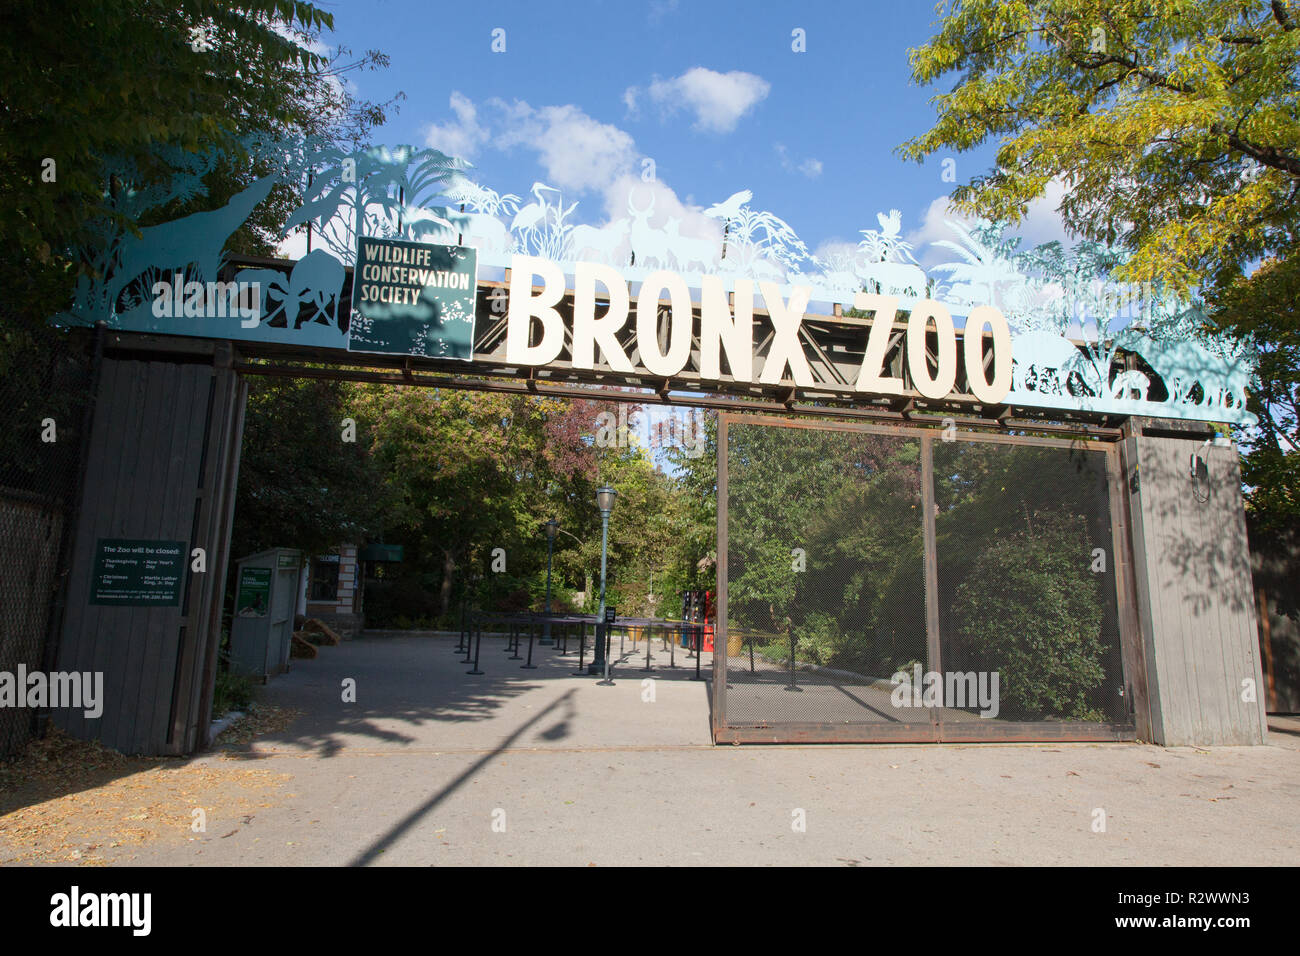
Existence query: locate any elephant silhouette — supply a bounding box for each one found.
[285,250,346,328]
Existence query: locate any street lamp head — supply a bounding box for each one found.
[596,485,617,514]
[545,518,559,541]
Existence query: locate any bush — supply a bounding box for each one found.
[949,512,1107,721]
[212,667,256,718]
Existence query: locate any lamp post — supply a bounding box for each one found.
[589,486,617,675]
[542,518,558,645]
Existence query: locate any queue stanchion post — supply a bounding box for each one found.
[461,614,475,664]
[522,614,537,669]
[784,628,801,691]
[467,619,484,675]
[573,621,587,675]
[509,619,523,660]
[691,624,704,680]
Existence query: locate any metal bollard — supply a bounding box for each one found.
[467,621,484,675]
[522,614,538,669]
[461,615,476,664]
[784,629,800,691]
[573,621,587,675]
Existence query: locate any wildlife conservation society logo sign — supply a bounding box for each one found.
[349,238,478,360]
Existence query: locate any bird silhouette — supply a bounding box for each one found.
[705,189,752,221]
[877,209,902,238]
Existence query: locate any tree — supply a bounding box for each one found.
[1211,255,1300,532]
[231,376,388,562]
[901,0,1300,532]
[900,1,1300,300]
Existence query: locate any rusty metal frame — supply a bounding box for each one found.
[713,413,729,741]
[714,410,1140,745]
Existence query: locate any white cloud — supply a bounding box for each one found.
[424,91,490,160]
[495,102,639,195]
[412,93,764,266]
[636,67,770,133]
[903,196,972,270]
[424,94,639,196]
[905,178,1077,268]
[775,143,823,180]
[1012,177,1074,248]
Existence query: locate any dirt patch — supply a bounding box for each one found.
[216,702,304,747]
[0,711,298,866]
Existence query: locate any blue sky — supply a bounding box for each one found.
[313,0,1071,265]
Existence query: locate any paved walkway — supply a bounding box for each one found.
[84,634,1300,866]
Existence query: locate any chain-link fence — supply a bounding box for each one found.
[716,414,1134,743]
[0,324,95,757]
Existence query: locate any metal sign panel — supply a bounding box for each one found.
[89,538,186,606]
[349,239,477,359]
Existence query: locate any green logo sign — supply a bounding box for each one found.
[90,539,186,606]
[348,239,477,359]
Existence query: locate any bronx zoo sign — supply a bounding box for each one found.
[503,255,1012,405]
[51,138,1256,426]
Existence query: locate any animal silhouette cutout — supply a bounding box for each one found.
[111,173,278,311]
[663,218,719,273]
[1109,369,1150,401]
[567,220,628,264]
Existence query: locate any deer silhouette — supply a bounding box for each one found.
[627,191,672,269]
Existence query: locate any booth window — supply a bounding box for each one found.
[309,557,340,601]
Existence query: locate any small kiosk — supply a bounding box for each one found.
[229,548,302,681]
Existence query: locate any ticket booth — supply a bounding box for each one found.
[229,548,302,681]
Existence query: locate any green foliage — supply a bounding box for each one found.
[1,0,328,275]
[1210,255,1300,532]
[900,0,1300,298]
[935,443,1116,721]
[231,376,387,561]
[346,390,694,622]
[0,0,398,350]
[901,1,1300,534]
[949,512,1108,722]
[212,666,257,717]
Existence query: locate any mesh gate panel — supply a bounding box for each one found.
[932,441,1128,724]
[717,415,1134,740]
[723,421,929,725]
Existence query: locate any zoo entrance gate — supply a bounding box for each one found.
[712,413,1141,744]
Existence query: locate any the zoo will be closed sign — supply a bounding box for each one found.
[348,238,478,360]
